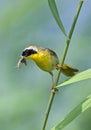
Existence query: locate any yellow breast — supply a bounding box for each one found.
[28,49,59,72]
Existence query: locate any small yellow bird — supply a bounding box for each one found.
[18,45,78,89]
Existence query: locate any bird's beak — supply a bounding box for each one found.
[17,56,27,69]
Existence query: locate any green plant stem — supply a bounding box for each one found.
[41,1,84,130]
[41,93,55,130]
[61,0,84,64]
[56,0,84,84]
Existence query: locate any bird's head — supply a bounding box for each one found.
[17,46,38,68]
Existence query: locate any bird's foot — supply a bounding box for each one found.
[51,86,58,94]
[56,64,62,70]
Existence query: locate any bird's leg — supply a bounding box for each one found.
[49,72,58,93]
[49,72,54,89]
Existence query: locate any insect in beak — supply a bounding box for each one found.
[17,56,27,69]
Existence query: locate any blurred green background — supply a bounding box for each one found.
[0,0,91,130]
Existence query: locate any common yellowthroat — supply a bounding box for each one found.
[18,45,78,88]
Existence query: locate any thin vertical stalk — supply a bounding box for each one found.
[56,0,84,84]
[41,93,55,130]
[41,1,84,130]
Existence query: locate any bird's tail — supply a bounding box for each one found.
[62,64,79,76]
[57,64,79,76]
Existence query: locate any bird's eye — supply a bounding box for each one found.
[22,49,37,56]
[22,49,30,56]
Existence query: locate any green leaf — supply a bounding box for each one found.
[51,95,91,130]
[57,69,91,88]
[48,0,67,36]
